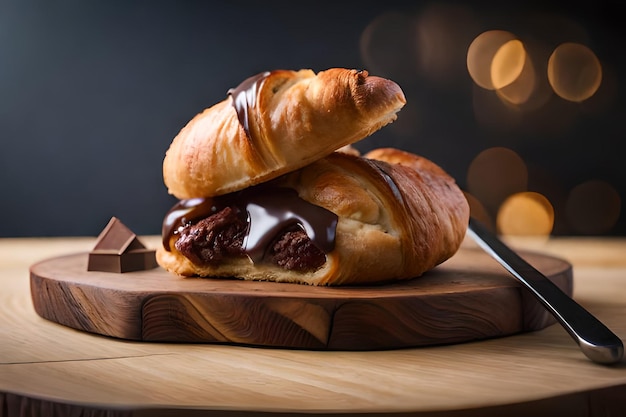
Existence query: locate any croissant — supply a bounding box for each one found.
[156,149,469,286]
[162,68,406,199]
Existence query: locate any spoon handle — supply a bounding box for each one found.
[467,218,623,365]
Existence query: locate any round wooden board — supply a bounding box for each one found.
[29,248,572,350]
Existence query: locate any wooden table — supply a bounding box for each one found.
[1,235,625,417]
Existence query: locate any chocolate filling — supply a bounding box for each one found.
[162,186,337,272]
[174,206,247,266]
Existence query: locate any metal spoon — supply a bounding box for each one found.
[467,217,624,365]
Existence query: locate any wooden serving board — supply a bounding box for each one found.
[29,248,572,350]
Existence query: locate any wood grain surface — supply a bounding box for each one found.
[2,236,625,417]
[29,248,572,350]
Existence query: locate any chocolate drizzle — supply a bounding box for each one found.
[227,71,271,140]
[162,186,338,265]
[161,197,220,251]
[243,188,337,262]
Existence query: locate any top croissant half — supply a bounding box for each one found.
[162,68,406,199]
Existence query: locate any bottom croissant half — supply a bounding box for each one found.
[156,148,470,286]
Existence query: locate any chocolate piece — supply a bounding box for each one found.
[88,217,157,273]
[174,206,247,266]
[268,226,326,271]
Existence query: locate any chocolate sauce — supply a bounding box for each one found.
[243,188,337,263]
[161,197,220,251]
[162,186,338,264]
[227,71,271,140]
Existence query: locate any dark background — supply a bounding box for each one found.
[1,0,624,237]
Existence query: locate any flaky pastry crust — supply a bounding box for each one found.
[162,68,406,199]
[157,150,469,285]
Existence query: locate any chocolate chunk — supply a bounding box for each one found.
[269,226,326,272]
[88,217,157,273]
[175,207,247,266]
[162,186,337,272]
[174,207,326,272]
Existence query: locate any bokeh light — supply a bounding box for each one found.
[497,192,554,236]
[466,147,528,213]
[467,30,518,90]
[360,9,619,237]
[526,166,570,235]
[494,43,537,107]
[509,39,555,112]
[548,42,602,102]
[566,180,621,234]
[468,31,545,132]
[468,32,603,127]
[491,39,526,90]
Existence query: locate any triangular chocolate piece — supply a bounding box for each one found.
[88,217,157,273]
[92,217,144,254]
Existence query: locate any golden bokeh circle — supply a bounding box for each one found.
[547,42,602,102]
[491,39,526,90]
[467,30,517,90]
[494,42,536,107]
[497,192,554,236]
